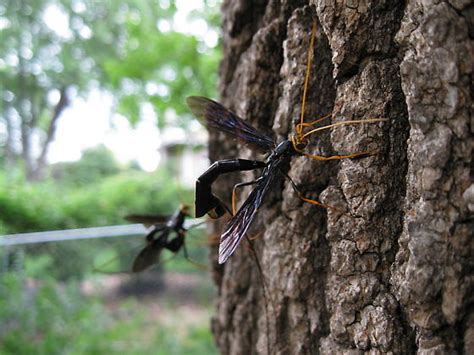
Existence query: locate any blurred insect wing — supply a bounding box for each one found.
[132,244,163,273]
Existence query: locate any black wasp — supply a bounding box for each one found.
[125,204,197,272]
[187,97,311,264]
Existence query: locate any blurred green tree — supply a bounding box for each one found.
[0,0,220,180]
[50,144,121,186]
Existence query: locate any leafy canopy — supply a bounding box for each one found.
[0,0,220,173]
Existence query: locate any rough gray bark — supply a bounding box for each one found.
[209,1,473,354]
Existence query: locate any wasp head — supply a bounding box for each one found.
[290,134,309,153]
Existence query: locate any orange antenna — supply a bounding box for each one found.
[297,20,317,137]
[291,18,387,156]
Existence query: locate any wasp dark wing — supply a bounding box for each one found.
[218,164,277,264]
[132,244,163,272]
[186,96,275,152]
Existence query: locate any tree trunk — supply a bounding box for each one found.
[33,87,70,181]
[3,103,16,170]
[208,1,472,354]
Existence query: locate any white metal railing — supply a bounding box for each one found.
[0,219,204,246]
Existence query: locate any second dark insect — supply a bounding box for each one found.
[125,204,191,272]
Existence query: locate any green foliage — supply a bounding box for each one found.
[60,169,189,228]
[0,168,190,233]
[51,145,121,187]
[0,0,220,175]
[0,0,137,161]
[150,321,218,355]
[0,0,178,100]
[0,175,66,233]
[0,272,217,354]
[0,273,107,354]
[103,7,221,127]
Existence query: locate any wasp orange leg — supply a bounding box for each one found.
[280,169,343,211]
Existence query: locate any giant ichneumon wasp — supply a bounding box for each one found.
[187,22,386,264]
[122,204,205,272]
